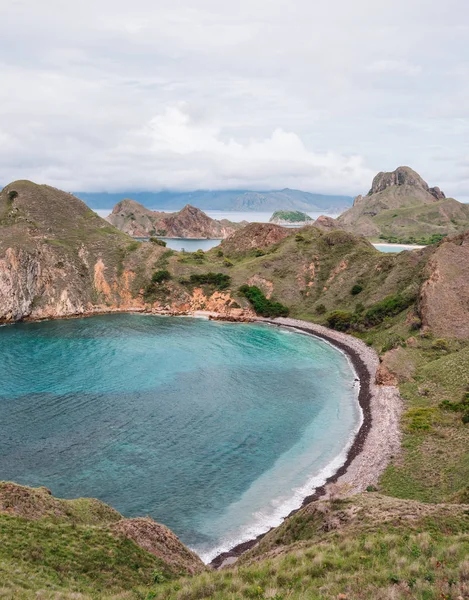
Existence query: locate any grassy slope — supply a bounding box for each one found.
[3,207,469,598]
[151,495,469,600]
[0,483,202,599]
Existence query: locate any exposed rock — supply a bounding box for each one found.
[336,166,468,239]
[112,518,205,575]
[220,222,292,255]
[107,200,246,239]
[312,215,338,231]
[419,231,469,339]
[368,166,439,196]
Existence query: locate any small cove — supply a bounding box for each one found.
[0,314,361,562]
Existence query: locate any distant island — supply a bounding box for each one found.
[269,210,313,225]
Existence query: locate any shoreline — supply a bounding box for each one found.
[0,309,402,570]
[210,317,402,568]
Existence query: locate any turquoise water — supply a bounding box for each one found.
[0,315,360,561]
[372,243,425,253]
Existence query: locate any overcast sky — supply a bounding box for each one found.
[1,0,468,197]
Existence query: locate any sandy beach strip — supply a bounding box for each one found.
[210,316,402,568]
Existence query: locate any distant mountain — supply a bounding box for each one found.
[107,200,246,239]
[335,166,469,241]
[75,188,354,212]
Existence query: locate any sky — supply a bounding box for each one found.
[1,0,468,198]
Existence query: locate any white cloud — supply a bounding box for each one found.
[367,60,422,76]
[0,0,468,198]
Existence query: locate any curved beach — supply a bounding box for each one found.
[210,316,402,568]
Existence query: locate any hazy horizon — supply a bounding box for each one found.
[2,1,468,198]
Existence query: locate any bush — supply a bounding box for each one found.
[381,334,405,353]
[149,237,167,247]
[295,233,305,242]
[216,249,224,257]
[239,285,289,318]
[326,310,355,332]
[462,412,469,425]
[254,248,265,257]
[223,258,234,267]
[7,190,18,201]
[432,339,449,351]
[315,303,326,315]
[186,272,231,290]
[351,284,363,295]
[364,294,414,327]
[151,270,171,283]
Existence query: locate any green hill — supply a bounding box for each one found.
[2,180,469,598]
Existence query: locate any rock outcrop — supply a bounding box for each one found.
[220,222,292,255]
[107,200,246,239]
[419,230,469,338]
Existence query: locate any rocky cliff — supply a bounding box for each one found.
[107,200,247,238]
[2,179,469,341]
[334,166,469,239]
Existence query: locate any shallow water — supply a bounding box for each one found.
[0,315,360,561]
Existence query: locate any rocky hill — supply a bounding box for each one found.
[107,199,246,238]
[269,209,313,225]
[335,166,469,240]
[2,179,469,598]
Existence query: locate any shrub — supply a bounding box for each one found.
[364,294,414,327]
[462,412,469,425]
[126,241,140,252]
[326,310,355,332]
[382,334,405,353]
[239,285,289,318]
[315,303,326,315]
[351,284,363,295]
[254,248,265,257]
[216,249,224,257]
[223,258,234,267]
[186,272,231,290]
[192,249,205,262]
[355,302,365,314]
[409,316,422,331]
[295,233,305,242]
[152,270,171,283]
[149,237,167,247]
[432,338,449,351]
[7,190,18,201]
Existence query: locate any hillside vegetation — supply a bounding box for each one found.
[2,180,469,599]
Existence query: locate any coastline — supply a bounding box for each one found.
[1,308,402,570]
[210,316,402,568]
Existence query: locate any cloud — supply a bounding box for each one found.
[0,0,468,198]
[366,60,422,76]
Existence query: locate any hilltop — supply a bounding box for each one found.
[107,199,246,238]
[335,166,469,241]
[76,188,354,212]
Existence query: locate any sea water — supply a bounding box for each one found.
[0,315,361,561]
